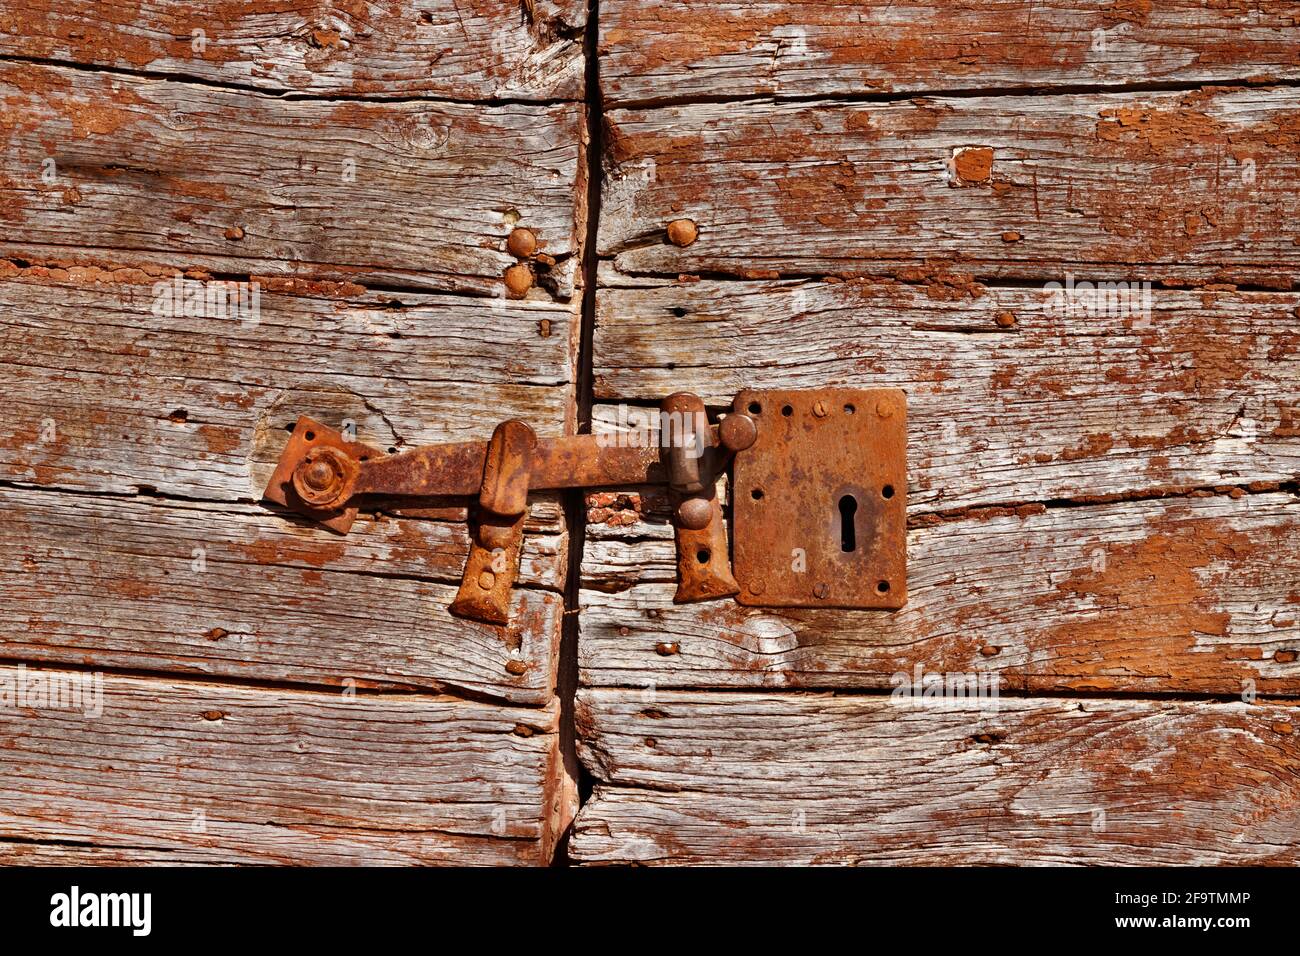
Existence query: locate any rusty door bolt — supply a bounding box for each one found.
[666,218,698,247]
[507,227,537,259]
[504,263,533,298]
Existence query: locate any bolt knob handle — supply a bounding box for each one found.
[719,412,757,452]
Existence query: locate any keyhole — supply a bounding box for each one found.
[838,495,858,552]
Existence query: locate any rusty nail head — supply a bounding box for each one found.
[666,219,698,247]
[995,311,1016,328]
[504,263,533,298]
[748,580,766,596]
[676,497,713,531]
[507,227,537,259]
[876,398,894,418]
[478,570,496,590]
[813,400,828,418]
[813,583,830,599]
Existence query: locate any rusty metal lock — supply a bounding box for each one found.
[261,389,907,625]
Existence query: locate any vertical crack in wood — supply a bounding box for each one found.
[553,0,603,865]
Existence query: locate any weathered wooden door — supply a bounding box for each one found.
[2,1,1298,865]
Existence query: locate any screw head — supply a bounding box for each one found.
[747,580,766,596]
[506,227,537,259]
[813,400,828,418]
[813,582,830,599]
[666,218,698,247]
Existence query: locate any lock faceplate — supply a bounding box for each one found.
[731,388,907,609]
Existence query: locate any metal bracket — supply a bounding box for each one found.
[262,389,907,624]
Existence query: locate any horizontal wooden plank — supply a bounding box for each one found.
[0,62,583,295]
[598,0,1300,107]
[592,276,1300,510]
[600,87,1300,284]
[0,666,573,865]
[0,260,577,502]
[1,0,586,100]
[0,842,206,865]
[572,689,1300,865]
[1,485,565,703]
[579,488,1300,695]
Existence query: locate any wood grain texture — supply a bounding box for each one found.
[0,843,209,865]
[0,666,573,865]
[599,87,1300,284]
[2,485,565,704]
[0,260,577,501]
[572,689,1300,865]
[580,486,1300,695]
[1,0,586,100]
[0,62,584,295]
[598,0,1300,107]
[592,274,1300,511]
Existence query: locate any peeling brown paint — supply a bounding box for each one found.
[238,539,347,568]
[1036,518,1256,690]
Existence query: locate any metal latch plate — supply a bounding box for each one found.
[263,417,379,534]
[731,388,907,609]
